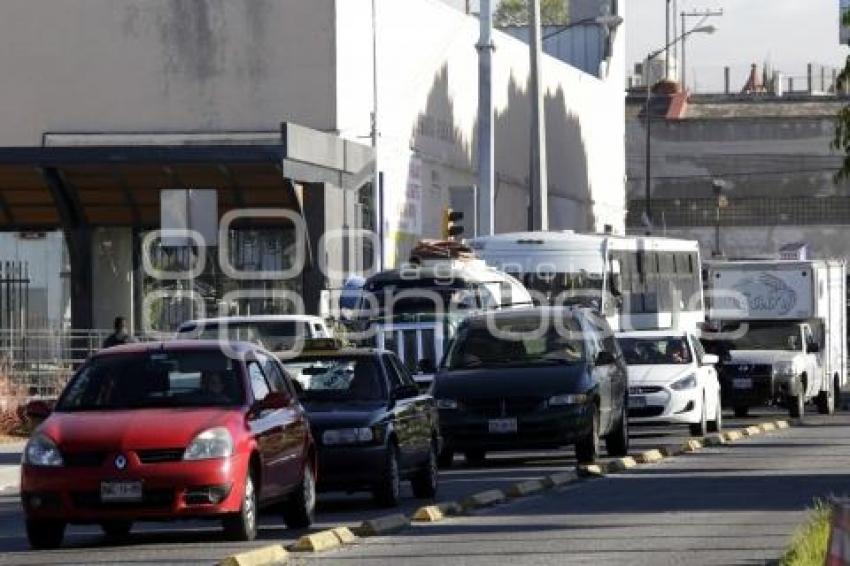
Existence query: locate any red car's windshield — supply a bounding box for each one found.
[56,351,245,411]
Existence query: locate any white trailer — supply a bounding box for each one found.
[705,259,846,419]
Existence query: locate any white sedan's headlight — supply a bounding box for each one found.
[322,427,374,446]
[24,434,63,467]
[670,374,698,391]
[773,361,795,376]
[184,427,234,461]
[548,393,589,406]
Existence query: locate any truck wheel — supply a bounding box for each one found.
[816,378,835,415]
[733,405,749,418]
[790,391,805,419]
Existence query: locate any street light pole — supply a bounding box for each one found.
[528,0,548,231]
[477,0,495,237]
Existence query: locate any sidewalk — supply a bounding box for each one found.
[0,441,24,494]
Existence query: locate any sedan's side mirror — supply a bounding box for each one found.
[595,351,616,366]
[25,400,52,425]
[702,354,719,365]
[254,391,292,413]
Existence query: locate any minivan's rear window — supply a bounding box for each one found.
[56,351,244,411]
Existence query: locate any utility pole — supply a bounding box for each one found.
[681,8,723,89]
[528,0,548,231]
[477,0,495,236]
[665,0,671,78]
[371,0,383,269]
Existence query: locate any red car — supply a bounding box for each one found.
[21,341,316,549]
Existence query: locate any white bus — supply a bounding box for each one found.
[469,231,705,333]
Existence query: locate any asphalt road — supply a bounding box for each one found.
[0,406,832,565]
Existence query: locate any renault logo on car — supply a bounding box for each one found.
[114,454,128,470]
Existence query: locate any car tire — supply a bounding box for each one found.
[575,404,600,464]
[223,470,258,541]
[689,393,708,437]
[604,400,629,457]
[437,446,454,469]
[790,392,805,419]
[464,449,486,467]
[100,520,133,539]
[283,461,316,529]
[26,519,65,550]
[707,392,723,433]
[733,405,749,418]
[411,441,439,499]
[373,443,401,508]
[816,377,835,415]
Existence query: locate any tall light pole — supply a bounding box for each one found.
[371,0,382,269]
[528,0,548,231]
[644,25,716,234]
[477,0,495,237]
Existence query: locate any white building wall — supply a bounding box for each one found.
[336,0,626,265]
[0,232,67,328]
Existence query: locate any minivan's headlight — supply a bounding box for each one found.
[670,374,697,391]
[24,434,63,467]
[184,427,234,461]
[436,399,458,410]
[773,361,795,376]
[548,394,588,406]
[322,427,374,446]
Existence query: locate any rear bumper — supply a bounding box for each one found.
[439,405,593,451]
[719,369,797,407]
[21,454,248,523]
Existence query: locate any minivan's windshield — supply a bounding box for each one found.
[445,317,587,370]
[285,356,386,401]
[56,351,244,411]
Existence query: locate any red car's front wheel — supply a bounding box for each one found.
[223,471,258,541]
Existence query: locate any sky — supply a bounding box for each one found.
[625,0,849,92]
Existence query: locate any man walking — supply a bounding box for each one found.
[102,316,137,349]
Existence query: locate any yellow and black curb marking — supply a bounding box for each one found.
[218,418,792,565]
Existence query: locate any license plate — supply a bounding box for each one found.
[733,378,753,389]
[488,418,518,434]
[630,396,647,409]
[101,481,143,502]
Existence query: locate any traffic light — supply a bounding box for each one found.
[441,208,464,240]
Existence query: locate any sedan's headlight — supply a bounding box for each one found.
[436,399,458,410]
[184,427,234,461]
[322,427,375,446]
[548,393,589,406]
[24,434,63,467]
[773,361,795,376]
[670,374,698,391]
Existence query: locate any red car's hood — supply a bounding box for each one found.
[41,408,243,452]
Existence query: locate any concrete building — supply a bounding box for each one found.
[626,90,850,263]
[0,0,626,332]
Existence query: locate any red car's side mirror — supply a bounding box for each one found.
[25,400,52,423]
[259,391,292,411]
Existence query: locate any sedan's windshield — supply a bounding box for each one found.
[285,356,386,401]
[56,351,244,411]
[445,317,587,370]
[618,337,692,366]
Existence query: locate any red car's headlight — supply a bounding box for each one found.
[24,434,64,467]
[183,427,234,461]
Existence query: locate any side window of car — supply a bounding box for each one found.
[389,353,417,388]
[383,354,405,391]
[258,353,290,394]
[247,361,271,402]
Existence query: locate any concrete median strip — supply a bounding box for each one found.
[507,479,546,498]
[744,425,762,436]
[606,457,637,473]
[684,439,703,452]
[356,513,410,537]
[636,449,665,463]
[776,420,790,429]
[290,526,357,553]
[703,434,726,446]
[577,463,605,477]
[545,470,579,487]
[461,489,507,511]
[723,430,744,441]
[759,422,776,433]
[219,545,288,566]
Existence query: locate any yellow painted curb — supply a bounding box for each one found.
[356,513,410,537]
[219,545,288,566]
[723,430,743,441]
[412,505,444,522]
[461,489,507,510]
[332,527,357,545]
[292,530,343,553]
[577,463,605,477]
[776,420,790,429]
[636,449,664,464]
[684,439,703,452]
[744,425,762,436]
[545,470,578,487]
[507,479,546,498]
[703,434,726,446]
[759,422,776,432]
[606,457,637,473]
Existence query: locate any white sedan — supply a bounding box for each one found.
[617,331,722,437]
